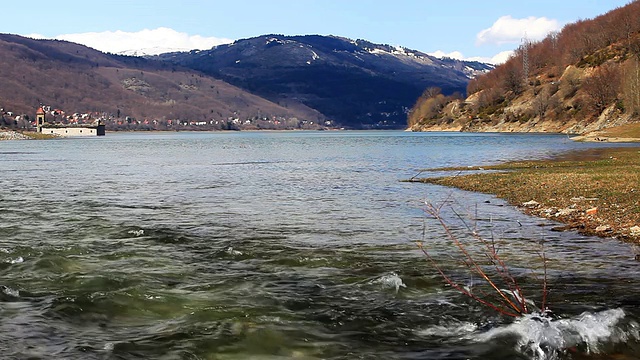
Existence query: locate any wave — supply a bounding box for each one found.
[474,309,638,359]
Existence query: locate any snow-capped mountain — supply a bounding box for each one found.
[155,35,493,128]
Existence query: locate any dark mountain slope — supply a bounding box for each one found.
[157,35,492,129]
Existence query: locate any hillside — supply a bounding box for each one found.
[0,34,321,131]
[408,1,640,138]
[156,35,492,129]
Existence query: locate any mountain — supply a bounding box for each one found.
[408,1,640,137]
[155,35,492,129]
[0,33,321,130]
[0,33,492,131]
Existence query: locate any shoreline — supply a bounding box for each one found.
[570,135,640,143]
[0,128,355,140]
[0,130,60,140]
[407,146,640,244]
[4,126,639,141]
[0,130,32,140]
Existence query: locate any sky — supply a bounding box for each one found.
[3,0,632,64]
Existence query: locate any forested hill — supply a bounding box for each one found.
[155,35,492,129]
[408,1,640,136]
[0,33,492,130]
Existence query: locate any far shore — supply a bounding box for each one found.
[0,130,60,140]
[0,128,352,140]
[4,125,640,142]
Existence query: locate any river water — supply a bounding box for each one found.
[1,131,639,359]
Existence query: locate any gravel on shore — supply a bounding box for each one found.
[0,130,31,140]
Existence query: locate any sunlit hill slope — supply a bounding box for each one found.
[408,1,640,138]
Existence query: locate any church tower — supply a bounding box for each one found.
[36,107,45,133]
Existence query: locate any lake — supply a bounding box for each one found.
[1,131,639,359]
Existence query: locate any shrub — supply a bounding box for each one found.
[418,200,548,317]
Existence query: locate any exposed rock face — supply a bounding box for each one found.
[409,79,637,136]
[409,63,638,135]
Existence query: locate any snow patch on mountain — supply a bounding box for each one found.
[265,37,296,46]
[118,47,191,56]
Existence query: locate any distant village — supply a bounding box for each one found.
[0,104,335,133]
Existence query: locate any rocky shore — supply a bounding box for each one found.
[0,130,31,140]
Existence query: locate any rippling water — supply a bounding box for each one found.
[1,131,639,359]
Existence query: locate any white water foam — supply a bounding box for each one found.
[370,272,407,293]
[298,256,329,263]
[4,256,23,264]
[417,321,478,337]
[225,247,243,256]
[128,229,145,237]
[1,285,20,297]
[475,309,638,359]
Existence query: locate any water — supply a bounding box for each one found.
[1,131,639,359]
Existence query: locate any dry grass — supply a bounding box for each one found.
[21,131,59,140]
[599,123,640,139]
[571,123,640,142]
[409,147,640,242]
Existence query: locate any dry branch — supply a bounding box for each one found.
[419,200,549,317]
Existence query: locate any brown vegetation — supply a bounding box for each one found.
[418,200,547,317]
[409,1,640,136]
[409,147,640,243]
[21,131,59,140]
[0,34,321,128]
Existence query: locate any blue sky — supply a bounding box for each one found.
[3,0,631,63]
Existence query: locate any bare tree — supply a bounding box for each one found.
[503,63,525,96]
[583,63,621,113]
[631,38,640,105]
[533,87,553,117]
[421,87,442,99]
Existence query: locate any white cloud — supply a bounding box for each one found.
[28,27,232,55]
[487,50,515,65]
[429,49,513,65]
[476,15,561,46]
[428,50,465,60]
[428,15,560,66]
